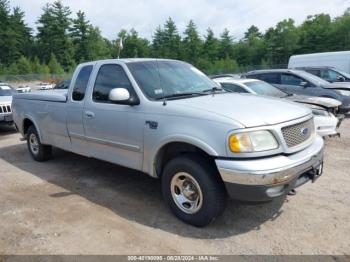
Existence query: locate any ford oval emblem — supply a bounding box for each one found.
[300,127,309,136]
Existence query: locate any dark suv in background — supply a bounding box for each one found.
[242,69,350,113]
[295,66,350,83]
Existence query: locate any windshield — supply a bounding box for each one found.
[127,60,219,99]
[245,80,287,97]
[296,70,330,86]
[0,85,15,96]
[333,68,350,79]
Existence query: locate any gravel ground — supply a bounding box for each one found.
[0,119,349,255]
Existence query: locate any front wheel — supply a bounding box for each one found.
[161,155,226,227]
[27,125,52,162]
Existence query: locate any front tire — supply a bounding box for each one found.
[161,155,226,227]
[27,125,52,162]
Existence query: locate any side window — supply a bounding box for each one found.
[93,64,134,103]
[281,73,304,86]
[221,83,248,93]
[320,69,340,82]
[258,73,280,84]
[72,65,93,101]
[306,69,320,77]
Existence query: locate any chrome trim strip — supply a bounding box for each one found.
[69,132,141,152]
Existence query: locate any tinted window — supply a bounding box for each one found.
[252,73,280,84]
[281,73,304,86]
[93,64,134,103]
[221,83,248,93]
[305,69,320,77]
[320,69,341,82]
[72,66,93,101]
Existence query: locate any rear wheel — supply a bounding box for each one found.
[27,125,52,162]
[162,155,226,227]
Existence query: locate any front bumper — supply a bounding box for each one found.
[215,136,324,202]
[0,114,13,124]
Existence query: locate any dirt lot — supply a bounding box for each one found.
[0,120,349,255]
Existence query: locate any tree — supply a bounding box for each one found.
[48,53,64,74]
[152,18,181,59]
[182,20,202,65]
[218,29,234,59]
[116,29,150,58]
[0,1,32,66]
[202,28,219,62]
[264,19,299,65]
[36,1,74,70]
[70,11,90,62]
[17,56,31,74]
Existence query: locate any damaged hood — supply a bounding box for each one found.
[322,82,350,96]
[170,93,311,128]
[286,94,341,110]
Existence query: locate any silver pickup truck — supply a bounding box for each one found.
[12,59,324,226]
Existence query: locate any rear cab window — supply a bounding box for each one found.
[72,65,93,101]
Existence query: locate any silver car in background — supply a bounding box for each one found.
[213,77,343,137]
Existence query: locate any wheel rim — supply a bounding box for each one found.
[170,172,203,214]
[29,133,39,155]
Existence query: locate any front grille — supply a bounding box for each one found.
[282,118,314,148]
[0,105,11,114]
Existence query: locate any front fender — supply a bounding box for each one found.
[144,134,219,177]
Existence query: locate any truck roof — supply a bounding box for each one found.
[80,58,180,66]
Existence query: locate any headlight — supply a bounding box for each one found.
[312,108,330,117]
[229,131,278,153]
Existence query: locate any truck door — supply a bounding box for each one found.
[83,63,144,171]
[66,64,94,155]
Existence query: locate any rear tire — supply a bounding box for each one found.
[27,125,52,162]
[161,155,226,227]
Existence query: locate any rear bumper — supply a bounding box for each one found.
[215,136,324,202]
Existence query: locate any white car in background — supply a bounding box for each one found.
[38,82,54,90]
[212,77,343,137]
[16,85,31,93]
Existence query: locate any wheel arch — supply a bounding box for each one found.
[151,136,219,178]
[22,115,42,140]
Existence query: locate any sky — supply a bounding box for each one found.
[10,0,350,40]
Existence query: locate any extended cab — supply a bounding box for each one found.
[12,59,324,226]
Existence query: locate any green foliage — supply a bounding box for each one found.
[37,1,75,70]
[2,2,350,76]
[17,55,31,74]
[48,53,64,74]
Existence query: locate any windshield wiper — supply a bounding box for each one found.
[155,92,206,100]
[202,86,224,93]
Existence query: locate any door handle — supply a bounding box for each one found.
[85,111,95,119]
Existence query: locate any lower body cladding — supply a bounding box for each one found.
[216,136,324,202]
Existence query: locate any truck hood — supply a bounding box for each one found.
[170,93,311,128]
[0,96,12,104]
[286,94,341,110]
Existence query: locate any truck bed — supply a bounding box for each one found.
[15,90,68,103]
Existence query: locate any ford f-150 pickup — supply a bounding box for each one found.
[12,59,324,226]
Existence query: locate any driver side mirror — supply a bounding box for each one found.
[109,88,140,106]
[300,81,308,88]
